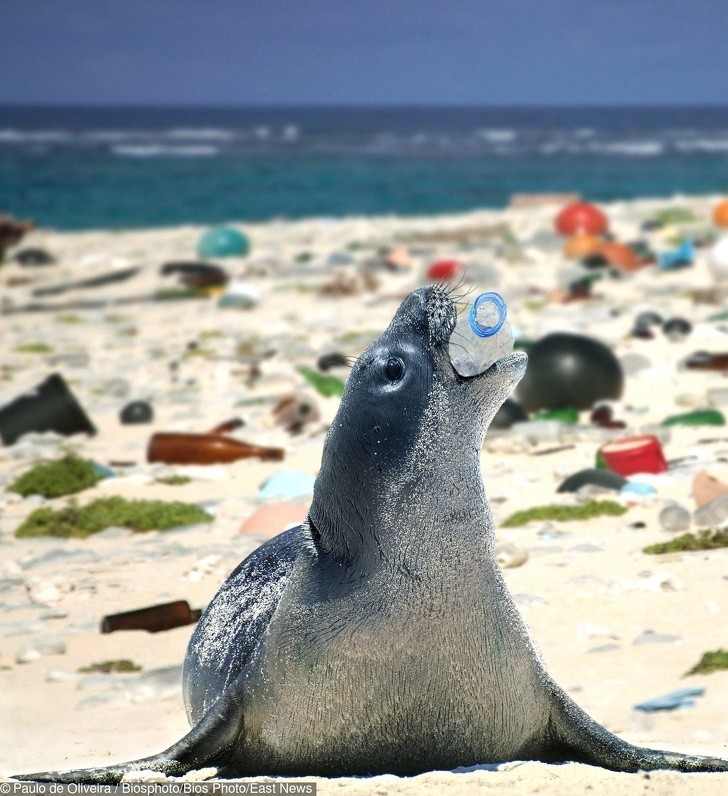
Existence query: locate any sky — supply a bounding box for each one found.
[2,0,728,106]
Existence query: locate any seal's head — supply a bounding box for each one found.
[308,286,527,568]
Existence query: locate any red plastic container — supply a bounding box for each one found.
[426,259,462,281]
[600,434,668,476]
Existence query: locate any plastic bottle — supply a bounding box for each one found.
[449,292,514,377]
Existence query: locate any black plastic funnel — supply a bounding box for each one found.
[0,373,97,445]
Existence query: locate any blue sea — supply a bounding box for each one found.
[1,105,727,231]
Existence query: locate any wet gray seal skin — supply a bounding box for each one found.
[16,286,728,782]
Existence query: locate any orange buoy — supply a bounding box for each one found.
[712,199,728,228]
[555,202,609,236]
[563,233,601,259]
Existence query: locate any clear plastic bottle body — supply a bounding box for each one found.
[448,292,514,377]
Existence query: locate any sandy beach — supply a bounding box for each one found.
[1,196,727,793]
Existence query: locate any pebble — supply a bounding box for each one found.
[632,630,682,645]
[26,576,74,605]
[495,543,529,569]
[16,636,66,664]
[46,667,78,683]
[76,665,183,710]
[658,503,691,532]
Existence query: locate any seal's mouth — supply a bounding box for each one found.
[424,284,527,383]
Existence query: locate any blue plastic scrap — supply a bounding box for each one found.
[634,687,705,713]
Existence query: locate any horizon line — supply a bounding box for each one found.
[2,101,728,110]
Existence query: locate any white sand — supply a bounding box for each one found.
[1,196,727,793]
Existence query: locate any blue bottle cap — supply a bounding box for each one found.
[468,292,507,339]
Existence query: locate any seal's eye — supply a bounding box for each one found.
[385,357,404,382]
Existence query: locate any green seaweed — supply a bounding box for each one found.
[15,496,212,539]
[684,649,728,677]
[153,288,195,301]
[155,475,192,486]
[299,366,345,398]
[655,207,696,225]
[7,456,104,498]
[502,500,627,528]
[54,313,84,324]
[78,659,141,674]
[15,343,53,354]
[643,529,728,555]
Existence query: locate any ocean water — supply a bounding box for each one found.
[1,105,727,230]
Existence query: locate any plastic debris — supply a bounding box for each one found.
[634,687,704,713]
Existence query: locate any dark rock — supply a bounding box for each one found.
[120,401,153,425]
[14,247,56,266]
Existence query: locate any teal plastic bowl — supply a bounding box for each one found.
[197,227,250,258]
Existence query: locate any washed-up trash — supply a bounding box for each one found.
[511,420,564,444]
[662,409,725,427]
[600,435,667,477]
[634,687,704,713]
[589,403,626,429]
[535,407,579,425]
[634,310,663,331]
[516,333,623,412]
[101,600,201,634]
[713,199,728,228]
[555,202,608,236]
[161,261,229,291]
[197,226,249,258]
[299,366,345,398]
[563,233,601,259]
[449,291,513,377]
[0,213,35,259]
[240,501,309,537]
[426,259,462,281]
[319,267,379,296]
[0,373,96,445]
[684,351,728,371]
[707,235,728,282]
[14,247,56,266]
[662,317,692,341]
[147,433,284,464]
[659,239,694,270]
[490,398,528,430]
[258,470,316,500]
[620,481,656,497]
[557,469,627,493]
[120,400,153,425]
[383,245,412,271]
[208,417,244,434]
[594,241,642,272]
[272,393,320,434]
[658,503,691,532]
[693,469,728,509]
[217,278,260,310]
[32,266,139,297]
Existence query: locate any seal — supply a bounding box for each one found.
[15,286,728,782]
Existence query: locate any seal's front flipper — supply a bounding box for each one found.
[546,684,728,773]
[13,677,246,784]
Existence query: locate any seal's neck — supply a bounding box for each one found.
[308,437,494,579]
